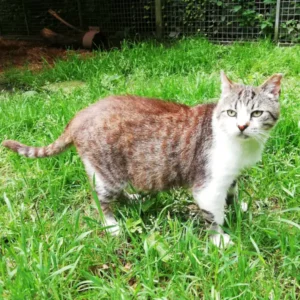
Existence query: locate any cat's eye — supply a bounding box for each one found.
[227,110,237,117]
[251,111,263,118]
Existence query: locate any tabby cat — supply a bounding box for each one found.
[2,71,282,247]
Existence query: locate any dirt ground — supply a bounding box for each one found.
[0,38,91,73]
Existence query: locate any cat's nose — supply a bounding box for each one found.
[237,124,249,132]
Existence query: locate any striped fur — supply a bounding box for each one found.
[2,131,72,158]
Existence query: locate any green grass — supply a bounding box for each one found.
[1,38,300,299]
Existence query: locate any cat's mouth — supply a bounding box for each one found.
[237,133,250,140]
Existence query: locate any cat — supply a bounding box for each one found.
[2,71,282,247]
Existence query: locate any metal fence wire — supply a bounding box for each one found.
[162,0,276,41]
[279,0,300,43]
[0,0,299,44]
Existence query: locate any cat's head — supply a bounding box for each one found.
[214,71,282,142]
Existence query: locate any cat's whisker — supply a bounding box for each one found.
[257,131,269,137]
[257,134,269,143]
[249,131,268,145]
[253,135,264,145]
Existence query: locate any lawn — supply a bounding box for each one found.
[0,38,300,299]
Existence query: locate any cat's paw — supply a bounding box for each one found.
[241,201,248,212]
[210,233,234,248]
[122,191,142,203]
[105,216,120,236]
[126,193,141,201]
[108,225,120,236]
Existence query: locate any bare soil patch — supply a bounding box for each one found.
[0,38,91,73]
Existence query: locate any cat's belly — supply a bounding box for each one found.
[128,159,190,191]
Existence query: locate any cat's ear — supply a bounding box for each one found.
[260,74,283,100]
[220,71,234,97]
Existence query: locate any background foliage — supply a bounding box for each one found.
[0,0,299,42]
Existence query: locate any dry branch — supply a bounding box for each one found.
[48,9,84,33]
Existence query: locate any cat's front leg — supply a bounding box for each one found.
[193,183,233,248]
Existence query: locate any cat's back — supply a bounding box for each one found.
[96,95,190,116]
[70,95,191,131]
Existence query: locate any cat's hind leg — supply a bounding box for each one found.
[82,157,123,236]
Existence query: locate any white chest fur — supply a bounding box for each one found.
[193,126,264,228]
[208,127,264,189]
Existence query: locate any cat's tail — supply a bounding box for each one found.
[2,130,73,158]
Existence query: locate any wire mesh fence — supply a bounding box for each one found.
[0,0,299,44]
[0,0,81,36]
[279,0,300,43]
[162,0,276,41]
[80,0,156,38]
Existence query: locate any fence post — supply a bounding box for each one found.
[274,0,281,43]
[22,0,30,35]
[77,0,83,29]
[155,0,162,39]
